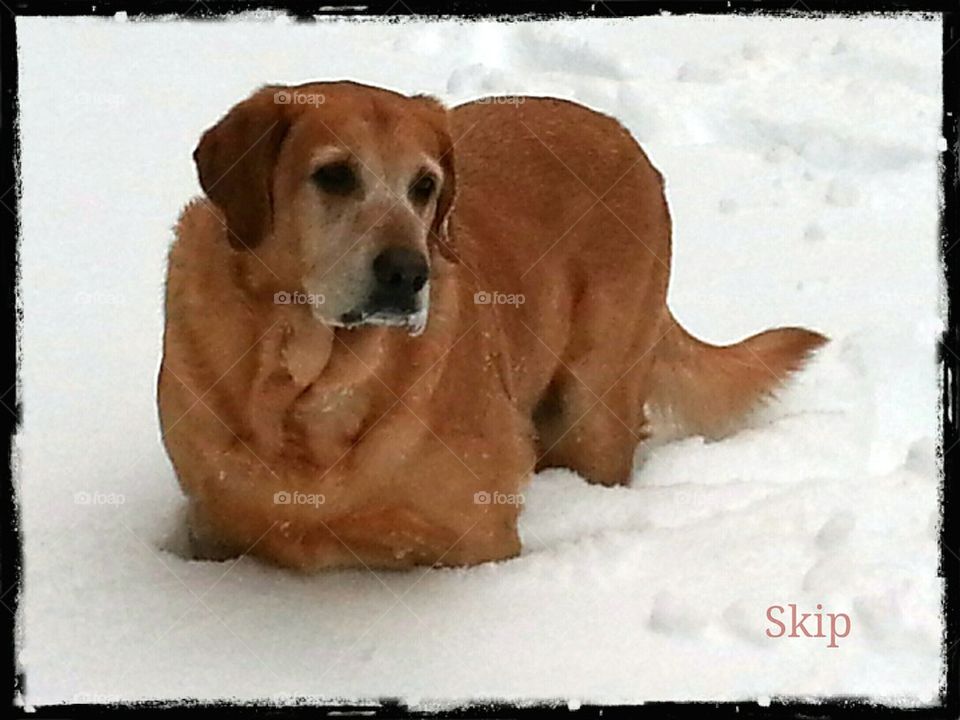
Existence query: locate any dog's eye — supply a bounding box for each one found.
[409,174,436,204]
[312,162,358,196]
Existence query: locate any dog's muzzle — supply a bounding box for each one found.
[340,246,430,335]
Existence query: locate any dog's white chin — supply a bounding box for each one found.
[318,306,429,337]
[363,307,429,337]
[314,284,430,336]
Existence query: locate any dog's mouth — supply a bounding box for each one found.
[338,300,429,337]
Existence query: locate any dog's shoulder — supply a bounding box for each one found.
[165,199,241,307]
[170,199,230,271]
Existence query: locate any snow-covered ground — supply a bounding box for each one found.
[15,13,943,707]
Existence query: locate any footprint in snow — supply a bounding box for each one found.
[764,145,794,164]
[676,62,723,84]
[718,198,738,214]
[649,590,708,637]
[722,600,770,647]
[825,178,861,207]
[903,436,937,480]
[802,555,852,593]
[741,42,764,61]
[815,511,856,550]
[803,223,826,243]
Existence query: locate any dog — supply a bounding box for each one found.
[158,81,826,570]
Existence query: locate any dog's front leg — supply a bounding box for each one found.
[246,315,334,457]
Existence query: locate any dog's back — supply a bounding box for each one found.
[448,97,825,483]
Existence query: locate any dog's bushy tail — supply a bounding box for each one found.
[647,313,827,440]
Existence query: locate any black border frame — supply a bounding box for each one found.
[2,1,956,718]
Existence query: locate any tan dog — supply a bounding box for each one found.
[158,82,826,570]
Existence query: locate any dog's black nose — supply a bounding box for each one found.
[373,247,429,296]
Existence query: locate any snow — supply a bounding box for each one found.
[15,13,943,707]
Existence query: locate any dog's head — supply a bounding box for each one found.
[193,82,458,335]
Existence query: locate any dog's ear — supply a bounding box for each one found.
[433,139,459,264]
[415,95,459,264]
[194,87,292,250]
